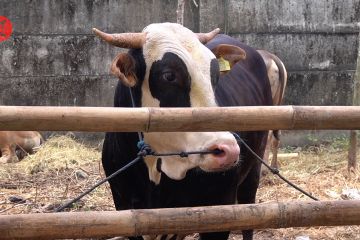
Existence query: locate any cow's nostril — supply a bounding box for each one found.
[211,148,225,157]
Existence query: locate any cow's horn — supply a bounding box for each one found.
[196,28,220,44]
[93,28,146,49]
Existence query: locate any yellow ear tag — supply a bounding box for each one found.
[218,57,231,72]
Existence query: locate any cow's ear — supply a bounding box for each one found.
[110,53,138,87]
[211,44,246,68]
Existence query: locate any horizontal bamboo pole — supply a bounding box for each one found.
[1,200,359,239]
[0,106,359,132]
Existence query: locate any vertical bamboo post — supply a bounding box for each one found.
[349,130,357,171]
[177,0,186,25]
[348,32,360,172]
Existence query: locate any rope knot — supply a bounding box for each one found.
[270,168,280,174]
[179,152,188,158]
[137,140,145,150]
[137,141,153,157]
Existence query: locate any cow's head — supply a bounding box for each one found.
[94,23,246,184]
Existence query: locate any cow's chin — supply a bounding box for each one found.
[198,160,239,173]
[144,155,197,184]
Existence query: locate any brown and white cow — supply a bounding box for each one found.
[98,23,272,240]
[257,50,288,171]
[0,131,43,163]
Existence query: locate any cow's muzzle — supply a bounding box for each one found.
[204,142,240,171]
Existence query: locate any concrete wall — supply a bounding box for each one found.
[0,0,359,144]
[0,0,198,107]
[201,0,360,106]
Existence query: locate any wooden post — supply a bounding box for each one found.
[0,200,360,239]
[348,32,360,172]
[349,130,357,171]
[177,0,186,25]
[0,106,360,132]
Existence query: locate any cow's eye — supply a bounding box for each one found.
[162,72,176,82]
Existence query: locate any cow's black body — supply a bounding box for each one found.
[102,34,272,240]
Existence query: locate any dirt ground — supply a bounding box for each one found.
[1,135,360,240]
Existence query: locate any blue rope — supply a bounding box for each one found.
[137,140,146,150]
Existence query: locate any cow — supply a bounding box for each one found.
[0,131,43,163]
[257,50,288,172]
[96,23,272,240]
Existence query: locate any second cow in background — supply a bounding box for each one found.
[0,131,43,163]
[257,50,288,172]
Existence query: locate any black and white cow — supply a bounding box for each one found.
[96,23,272,240]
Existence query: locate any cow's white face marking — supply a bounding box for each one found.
[139,23,239,184]
[142,23,217,108]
